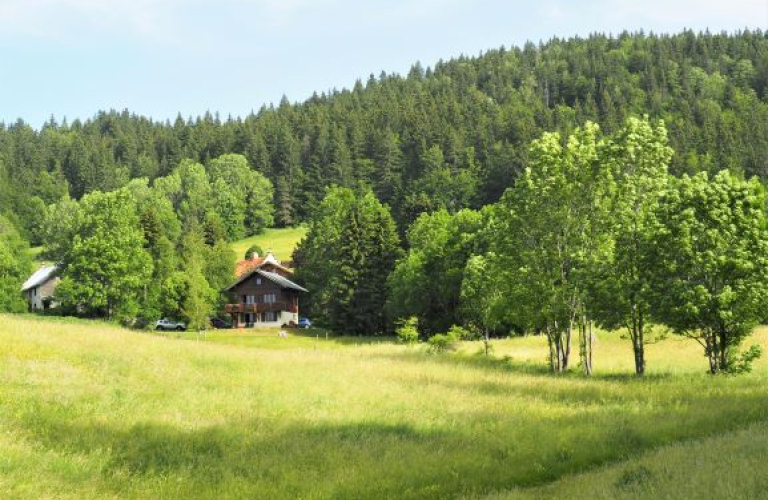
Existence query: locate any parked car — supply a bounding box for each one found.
[210,317,232,329]
[298,317,311,329]
[155,318,186,331]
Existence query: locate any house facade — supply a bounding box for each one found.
[223,252,307,328]
[21,265,60,311]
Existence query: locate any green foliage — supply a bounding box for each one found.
[0,216,32,312]
[587,116,674,375]
[446,324,473,341]
[3,31,768,236]
[203,240,236,293]
[295,187,401,335]
[647,170,768,374]
[488,122,613,372]
[243,244,264,260]
[40,196,82,263]
[387,209,485,334]
[427,331,459,353]
[460,253,504,336]
[396,316,419,344]
[55,189,153,320]
[728,344,763,375]
[207,154,274,237]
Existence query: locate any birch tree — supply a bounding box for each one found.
[588,117,673,375]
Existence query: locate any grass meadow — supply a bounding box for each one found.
[2,314,768,499]
[230,227,307,262]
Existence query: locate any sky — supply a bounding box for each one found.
[0,0,765,127]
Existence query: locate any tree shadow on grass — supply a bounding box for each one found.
[375,349,678,382]
[16,385,768,500]
[22,416,479,500]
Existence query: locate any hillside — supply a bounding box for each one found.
[230,226,307,262]
[2,30,768,242]
[2,314,768,500]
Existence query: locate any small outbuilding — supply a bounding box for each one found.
[21,265,60,311]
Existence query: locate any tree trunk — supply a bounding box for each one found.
[578,314,593,376]
[547,325,556,372]
[705,329,718,374]
[630,304,646,376]
[562,320,571,371]
[588,319,594,373]
[719,326,729,372]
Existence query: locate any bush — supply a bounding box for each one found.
[244,244,264,260]
[728,344,763,374]
[396,317,419,344]
[428,332,459,353]
[447,324,474,340]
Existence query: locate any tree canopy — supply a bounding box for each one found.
[3,31,768,241]
[295,187,401,335]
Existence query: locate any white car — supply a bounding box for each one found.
[155,318,186,331]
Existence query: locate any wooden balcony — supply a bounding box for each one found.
[224,302,298,314]
[224,303,258,313]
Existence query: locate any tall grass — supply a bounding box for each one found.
[1,314,767,499]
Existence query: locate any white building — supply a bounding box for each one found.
[21,266,60,311]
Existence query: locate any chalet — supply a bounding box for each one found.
[21,265,60,311]
[223,252,307,327]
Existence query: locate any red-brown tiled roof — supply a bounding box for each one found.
[234,252,294,278]
[235,257,264,277]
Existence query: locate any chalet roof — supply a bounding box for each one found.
[21,265,58,292]
[223,268,308,293]
[256,270,308,292]
[234,251,292,278]
[235,256,264,277]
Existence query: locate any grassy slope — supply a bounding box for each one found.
[472,421,768,500]
[230,227,307,262]
[1,315,768,500]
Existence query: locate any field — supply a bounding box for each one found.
[230,227,307,262]
[2,315,768,500]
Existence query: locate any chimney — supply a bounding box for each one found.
[250,251,260,261]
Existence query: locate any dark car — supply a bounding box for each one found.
[298,317,311,329]
[210,317,232,329]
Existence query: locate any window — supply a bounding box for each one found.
[262,311,278,322]
[245,295,256,304]
[256,278,262,285]
[262,293,277,304]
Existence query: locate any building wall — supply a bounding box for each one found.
[228,278,293,305]
[26,277,60,311]
[227,274,301,327]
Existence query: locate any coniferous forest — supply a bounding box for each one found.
[1,30,768,240]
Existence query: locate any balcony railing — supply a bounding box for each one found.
[224,302,298,314]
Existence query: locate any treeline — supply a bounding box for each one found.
[1,153,273,327]
[297,117,768,376]
[3,30,768,242]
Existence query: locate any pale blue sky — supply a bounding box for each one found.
[0,0,765,127]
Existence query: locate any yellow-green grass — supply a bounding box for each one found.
[2,314,768,500]
[167,327,394,350]
[470,421,768,500]
[230,226,307,262]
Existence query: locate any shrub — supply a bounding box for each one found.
[244,244,264,260]
[447,324,474,340]
[428,332,459,353]
[728,344,763,374]
[396,317,419,344]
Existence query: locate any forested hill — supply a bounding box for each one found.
[2,29,768,242]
